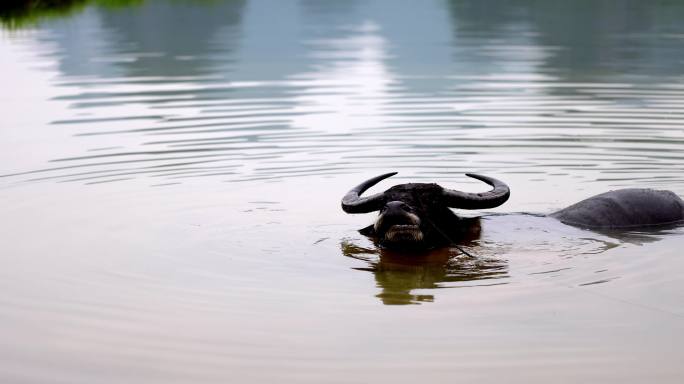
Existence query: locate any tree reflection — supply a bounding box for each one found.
[31,0,246,79]
[444,0,684,78]
[96,0,246,78]
[0,0,142,29]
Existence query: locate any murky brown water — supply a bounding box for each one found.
[2,0,684,382]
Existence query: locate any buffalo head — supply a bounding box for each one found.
[341,173,510,250]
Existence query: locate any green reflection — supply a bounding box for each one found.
[0,0,142,28]
[341,238,509,306]
[0,0,227,29]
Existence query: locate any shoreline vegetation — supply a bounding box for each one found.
[0,0,143,28]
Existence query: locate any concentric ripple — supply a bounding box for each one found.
[1,0,684,197]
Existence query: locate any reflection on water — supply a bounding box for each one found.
[0,0,142,29]
[342,240,508,305]
[2,0,684,192]
[340,212,668,304]
[3,0,684,382]
[595,224,684,245]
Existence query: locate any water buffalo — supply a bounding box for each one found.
[341,172,684,251]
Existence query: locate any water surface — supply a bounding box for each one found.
[1,1,684,383]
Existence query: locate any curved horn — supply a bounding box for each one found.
[443,173,510,209]
[341,172,397,213]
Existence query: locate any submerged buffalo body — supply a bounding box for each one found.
[341,173,684,250]
[551,188,684,228]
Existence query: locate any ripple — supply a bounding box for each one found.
[0,18,677,191]
[3,69,684,190]
[1,0,684,324]
[3,1,684,382]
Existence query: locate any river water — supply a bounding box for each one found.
[1,0,684,383]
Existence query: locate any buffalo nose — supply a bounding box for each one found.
[383,201,410,214]
[380,201,418,224]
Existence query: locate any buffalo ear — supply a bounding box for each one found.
[359,224,376,237]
